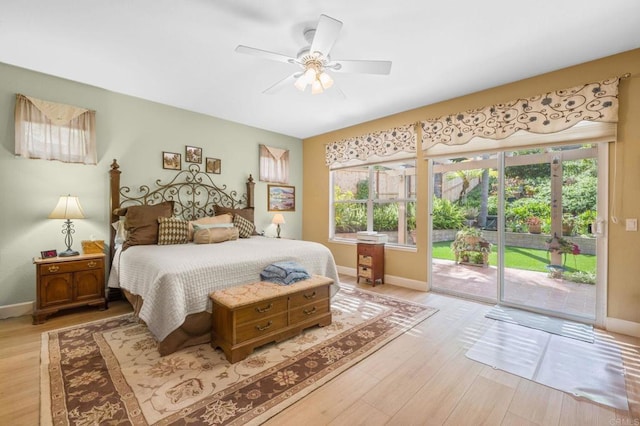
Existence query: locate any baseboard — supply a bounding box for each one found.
[0,301,33,320]
[606,317,640,338]
[336,266,427,291]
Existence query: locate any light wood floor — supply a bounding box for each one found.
[1,275,638,425]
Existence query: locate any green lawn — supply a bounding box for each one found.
[432,241,596,274]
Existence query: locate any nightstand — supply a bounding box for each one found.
[33,253,107,324]
[357,242,385,286]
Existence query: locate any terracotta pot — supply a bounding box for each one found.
[528,223,541,234]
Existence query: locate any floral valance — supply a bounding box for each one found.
[325,123,416,168]
[421,77,620,151]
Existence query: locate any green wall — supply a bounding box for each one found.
[0,62,302,308]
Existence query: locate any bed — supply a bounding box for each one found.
[107,159,339,355]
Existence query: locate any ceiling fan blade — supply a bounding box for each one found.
[262,73,302,94]
[309,14,343,57]
[330,59,392,75]
[235,45,297,65]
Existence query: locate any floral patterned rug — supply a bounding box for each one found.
[40,286,437,425]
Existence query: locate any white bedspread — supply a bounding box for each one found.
[108,237,339,341]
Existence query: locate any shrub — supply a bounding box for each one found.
[432,198,464,230]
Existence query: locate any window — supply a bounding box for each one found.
[331,160,417,246]
[14,94,97,165]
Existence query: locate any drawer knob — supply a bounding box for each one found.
[255,303,273,313]
[255,320,273,331]
[48,265,59,273]
[303,291,317,300]
[87,261,97,268]
[303,306,317,316]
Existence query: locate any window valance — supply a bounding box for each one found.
[325,123,416,169]
[15,94,97,164]
[421,77,620,155]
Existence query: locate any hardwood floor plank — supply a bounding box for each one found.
[387,350,484,424]
[507,378,563,425]
[326,400,390,426]
[444,375,515,425]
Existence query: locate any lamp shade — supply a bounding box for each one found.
[272,213,285,225]
[49,195,85,219]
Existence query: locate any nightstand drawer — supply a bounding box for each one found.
[39,258,104,275]
[357,244,377,256]
[358,254,373,266]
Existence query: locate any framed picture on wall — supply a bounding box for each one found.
[185,145,202,163]
[162,151,181,170]
[206,157,221,174]
[268,184,295,212]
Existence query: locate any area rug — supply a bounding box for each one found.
[485,304,594,343]
[41,286,437,425]
[466,321,628,410]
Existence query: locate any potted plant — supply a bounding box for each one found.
[526,216,542,234]
[451,227,491,266]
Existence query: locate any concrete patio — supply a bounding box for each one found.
[431,258,597,319]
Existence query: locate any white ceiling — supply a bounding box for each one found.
[1,1,639,139]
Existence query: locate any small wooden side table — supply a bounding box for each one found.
[33,253,107,324]
[357,242,385,286]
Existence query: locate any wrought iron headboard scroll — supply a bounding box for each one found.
[109,159,255,259]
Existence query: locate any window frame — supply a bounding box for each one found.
[330,159,417,248]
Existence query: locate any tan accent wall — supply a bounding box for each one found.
[303,48,640,324]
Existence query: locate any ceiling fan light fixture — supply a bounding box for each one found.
[319,72,333,89]
[311,79,324,95]
[294,75,308,91]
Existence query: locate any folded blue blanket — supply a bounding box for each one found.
[260,261,310,285]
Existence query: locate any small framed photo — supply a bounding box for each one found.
[268,185,295,212]
[206,157,221,174]
[186,145,202,164]
[162,152,181,170]
[41,249,57,259]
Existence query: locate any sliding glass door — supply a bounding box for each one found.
[430,143,604,323]
[501,144,600,320]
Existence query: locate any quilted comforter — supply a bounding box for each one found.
[108,236,339,341]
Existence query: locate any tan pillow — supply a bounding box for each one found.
[188,213,233,241]
[214,206,258,235]
[123,201,174,250]
[193,226,239,244]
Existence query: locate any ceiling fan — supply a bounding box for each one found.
[235,14,392,96]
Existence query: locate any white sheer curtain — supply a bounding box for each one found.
[259,144,289,183]
[14,94,97,165]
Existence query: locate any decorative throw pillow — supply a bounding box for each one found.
[188,213,233,241]
[193,226,239,244]
[157,216,189,245]
[214,206,255,225]
[122,201,174,250]
[233,213,255,238]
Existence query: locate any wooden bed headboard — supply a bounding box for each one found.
[109,159,255,260]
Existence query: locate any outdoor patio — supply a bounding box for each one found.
[431,258,597,319]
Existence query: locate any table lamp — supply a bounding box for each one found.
[272,213,285,238]
[49,195,85,257]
